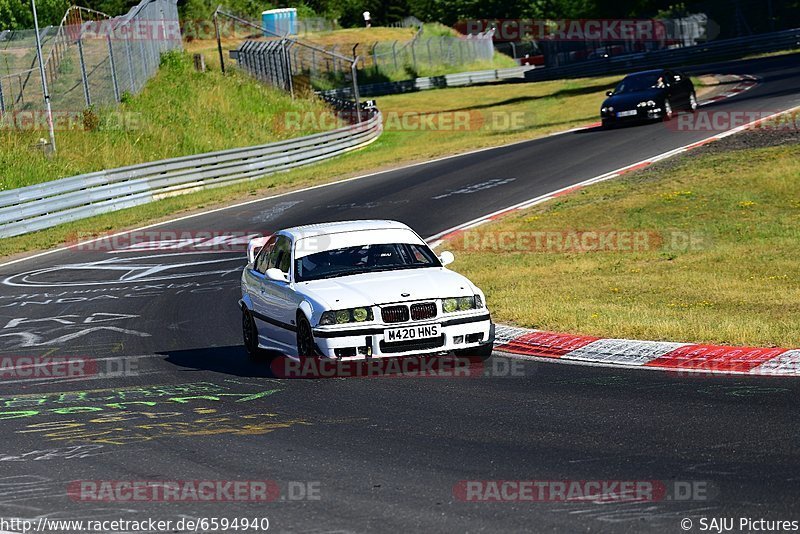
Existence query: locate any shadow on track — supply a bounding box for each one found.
[161,345,282,378]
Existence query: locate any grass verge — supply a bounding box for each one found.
[442,129,800,347]
[0,51,330,190]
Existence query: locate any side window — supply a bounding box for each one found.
[254,237,276,274]
[267,236,292,275]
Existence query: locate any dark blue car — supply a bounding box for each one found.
[600,69,697,128]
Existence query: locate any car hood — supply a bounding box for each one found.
[603,88,664,109]
[297,268,476,309]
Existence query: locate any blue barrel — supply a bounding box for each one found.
[262,8,297,37]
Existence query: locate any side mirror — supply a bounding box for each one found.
[247,236,271,263]
[439,251,455,266]
[266,268,289,282]
[606,90,614,97]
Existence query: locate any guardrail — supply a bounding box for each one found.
[524,28,800,82]
[0,110,383,238]
[321,66,535,98]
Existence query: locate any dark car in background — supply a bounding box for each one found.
[600,69,697,128]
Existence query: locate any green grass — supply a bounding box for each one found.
[442,141,800,347]
[0,73,621,259]
[0,51,330,191]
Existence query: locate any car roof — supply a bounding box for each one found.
[625,69,666,77]
[279,220,413,240]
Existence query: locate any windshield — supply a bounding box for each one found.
[295,243,441,282]
[613,73,664,94]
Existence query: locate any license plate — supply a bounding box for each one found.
[384,324,441,343]
[617,110,637,117]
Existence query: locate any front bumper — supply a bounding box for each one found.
[602,107,664,123]
[312,313,493,359]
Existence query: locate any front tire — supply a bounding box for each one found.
[296,313,316,358]
[688,91,698,112]
[242,308,262,359]
[663,99,674,121]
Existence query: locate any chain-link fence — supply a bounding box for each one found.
[215,9,361,100]
[217,9,497,97]
[369,32,494,73]
[0,0,181,116]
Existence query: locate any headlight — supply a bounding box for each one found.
[638,100,656,107]
[442,296,481,313]
[320,307,374,326]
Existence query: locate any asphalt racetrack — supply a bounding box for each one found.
[0,54,799,533]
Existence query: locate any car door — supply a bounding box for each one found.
[261,235,300,350]
[247,236,277,346]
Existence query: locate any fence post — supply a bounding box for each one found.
[426,37,433,65]
[410,40,417,70]
[138,37,148,84]
[18,74,24,104]
[77,37,91,107]
[283,38,293,98]
[509,41,516,59]
[107,34,121,102]
[0,79,5,113]
[213,9,225,74]
[371,42,378,70]
[125,34,135,93]
[391,40,398,69]
[311,49,316,74]
[350,57,362,124]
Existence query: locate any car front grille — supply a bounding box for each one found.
[381,305,410,323]
[380,334,446,354]
[410,302,437,321]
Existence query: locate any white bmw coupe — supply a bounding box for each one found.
[240,220,494,360]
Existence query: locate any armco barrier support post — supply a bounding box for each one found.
[107,34,121,102]
[77,37,91,108]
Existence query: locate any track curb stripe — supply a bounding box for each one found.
[494,327,799,376]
